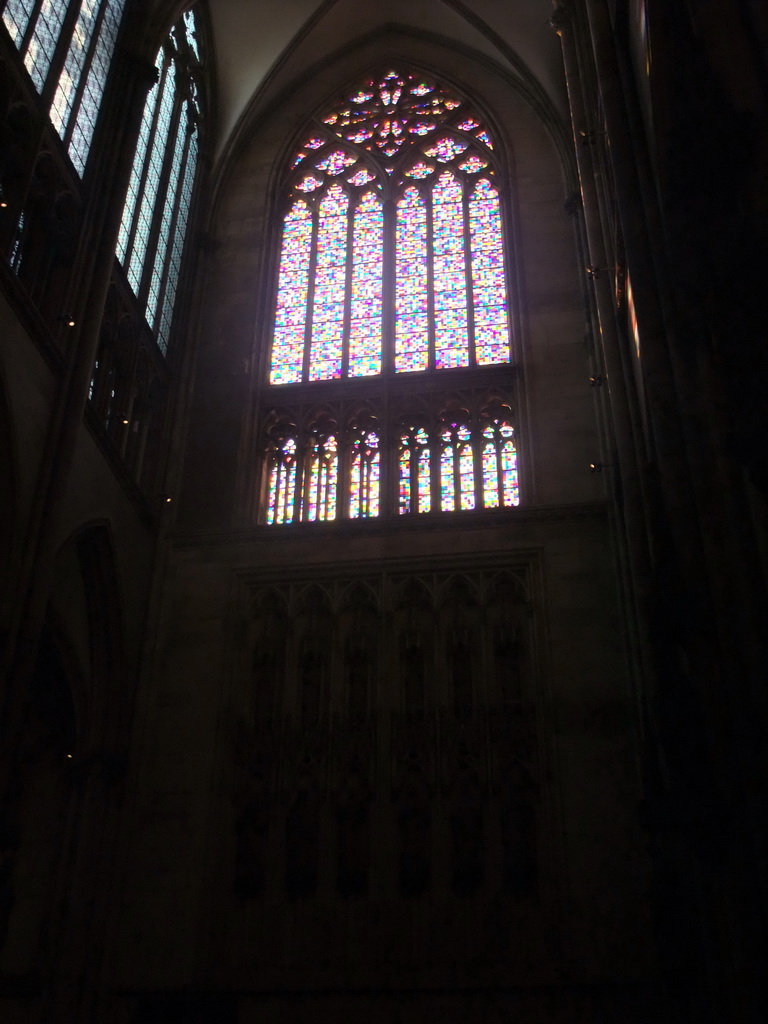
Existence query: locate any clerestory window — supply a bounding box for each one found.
[1,0,126,174]
[263,69,519,524]
[116,8,201,354]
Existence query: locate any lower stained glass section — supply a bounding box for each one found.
[482,422,519,508]
[398,427,431,514]
[267,439,298,524]
[350,429,380,517]
[440,423,474,511]
[302,434,338,521]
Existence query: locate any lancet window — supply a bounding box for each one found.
[262,69,520,523]
[115,8,201,353]
[1,0,125,174]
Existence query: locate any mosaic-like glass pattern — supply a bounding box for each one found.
[459,155,488,174]
[349,192,383,377]
[267,437,297,524]
[440,423,475,511]
[302,433,338,521]
[395,187,429,372]
[399,427,431,514]
[309,185,349,380]
[404,162,434,178]
[482,421,519,508]
[146,107,185,331]
[349,428,380,517]
[316,150,357,174]
[267,67,511,390]
[271,202,313,384]
[424,137,468,163]
[432,173,469,369]
[469,179,510,365]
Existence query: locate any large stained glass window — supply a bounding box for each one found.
[2,0,125,174]
[269,69,510,384]
[115,8,201,354]
[263,70,519,523]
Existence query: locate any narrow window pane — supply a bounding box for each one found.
[271,201,313,384]
[302,434,338,521]
[2,0,36,47]
[432,172,469,369]
[349,428,380,518]
[117,50,163,264]
[267,437,297,524]
[398,427,430,514]
[67,0,125,174]
[126,58,175,293]
[146,101,186,329]
[469,179,510,365]
[349,192,383,377]
[440,423,474,511]
[309,185,348,381]
[395,187,428,372]
[157,126,197,353]
[482,420,519,507]
[50,0,101,141]
[25,0,68,92]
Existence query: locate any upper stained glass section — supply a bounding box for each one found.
[270,68,510,386]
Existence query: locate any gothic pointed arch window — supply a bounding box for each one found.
[115,7,202,353]
[1,0,126,174]
[262,68,520,522]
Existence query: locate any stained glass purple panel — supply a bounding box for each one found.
[395,188,429,372]
[469,179,509,365]
[349,192,383,377]
[432,173,469,368]
[309,185,348,381]
[271,202,313,384]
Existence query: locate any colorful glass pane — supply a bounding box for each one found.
[404,162,434,179]
[157,126,197,353]
[267,438,297,524]
[349,192,383,377]
[399,427,431,514]
[302,434,338,521]
[475,130,493,148]
[432,173,469,368]
[395,188,429,373]
[469,179,510,365]
[459,155,488,174]
[481,422,518,507]
[296,175,323,192]
[424,137,469,163]
[348,168,377,185]
[408,122,435,136]
[304,137,325,149]
[316,150,357,174]
[350,430,380,517]
[309,185,348,381]
[271,202,313,384]
[456,118,479,131]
